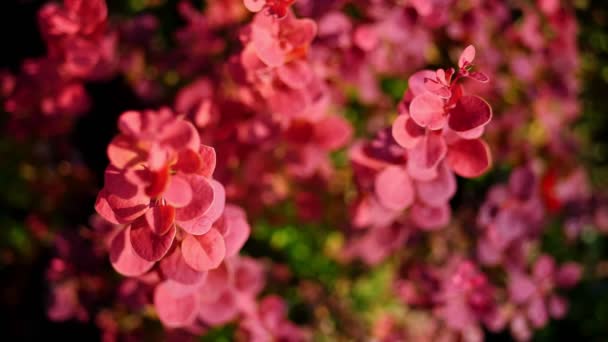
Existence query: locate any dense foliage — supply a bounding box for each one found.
[1,0,607,341]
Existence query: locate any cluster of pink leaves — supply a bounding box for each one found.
[94,108,258,329]
[394,255,581,341]
[382,164,584,341]
[2,0,115,138]
[14,0,604,340]
[168,5,353,218]
[345,46,492,264]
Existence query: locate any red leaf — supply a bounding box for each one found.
[144,205,175,235]
[130,217,175,261]
[109,226,154,277]
[446,139,492,178]
[448,95,492,137]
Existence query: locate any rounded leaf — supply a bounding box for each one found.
[374,166,414,211]
[415,162,457,206]
[408,70,436,97]
[181,228,226,271]
[164,175,193,208]
[314,115,353,150]
[244,0,265,12]
[407,133,448,181]
[198,291,240,325]
[160,245,207,285]
[448,95,492,136]
[107,135,141,169]
[109,226,154,277]
[200,262,231,302]
[130,218,176,261]
[446,139,492,178]
[409,93,446,130]
[198,144,217,177]
[392,114,425,149]
[177,179,226,235]
[174,149,202,174]
[233,257,266,296]
[97,166,148,224]
[221,205,251,257]
[174,175,214,223]
[154,281,200,328]
[410,203,450,230]
[145,205,175,235]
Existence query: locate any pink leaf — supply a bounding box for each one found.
[233,257,266,296]
[244,0,266,12]
[163,175,193,208]
[181,228,226,271]
[252,27,285,67]
[96,167,148,224]
[200,262,231,302]
[458,45,476,69]
[410,203,451,230]
[548,295,568,319]
[198,144,217,177]
[160,245,207,285]
[109,226,154,277]
[198,291,240,325]
[408,70,437,97]
[117,110,142,136]
[314,115,353,150]
[409,93,447,130]
[95,189,150,224]
[392,114,425,149]
[107,135,141,169]
[374,166,414,211]
[424,78,451,98]
[407,133,448,181]
[154,281,200,328]
[527,296,548,328]
[161,120,200,153]
[277,60,313,89]
[415,162,457,206]
[177,179,226,235]
[220,205,251,257]
[508,272,536,304]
